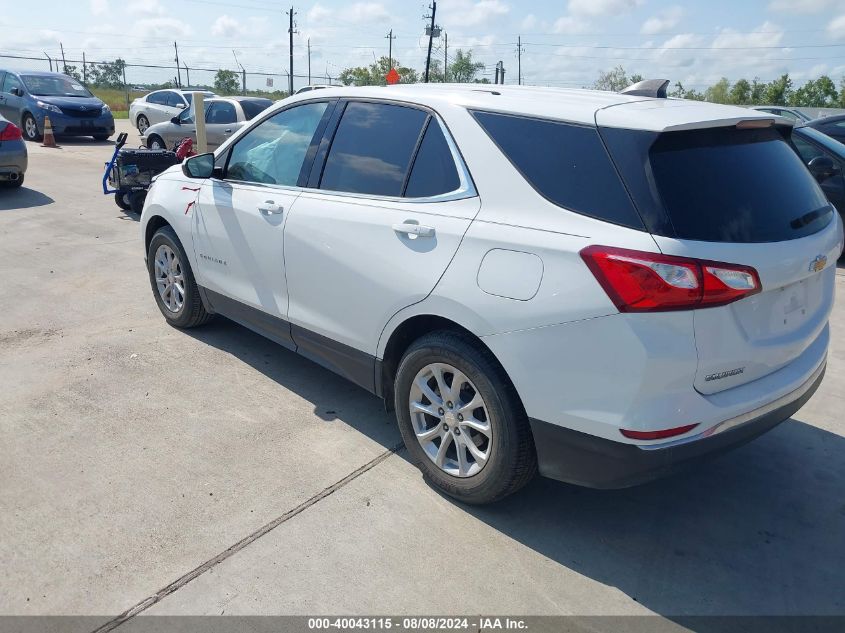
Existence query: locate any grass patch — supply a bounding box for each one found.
[89,88,147,113]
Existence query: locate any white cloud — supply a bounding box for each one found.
[641,6,684,35]
[568,0,642,18]
[712,21,783,49]
[552,16,590,34]
[127,0,164,17]
[829,14,845,38]
[440,0,509,27]
[211,15,245,38]
[768,0,835,13]
[133,17,193,39]
[343,2,389,24]
[90,0,109,16]
[521,13,538,31]
[306,4,332,22]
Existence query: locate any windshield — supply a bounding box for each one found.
[22,75,93,98]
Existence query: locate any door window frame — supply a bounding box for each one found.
[306,97,476,203]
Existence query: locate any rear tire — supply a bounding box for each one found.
[147,226,213,329]
[137,115,150,134]
[114,192,131,210]
[1,175,24,188]
[394,330,536,504]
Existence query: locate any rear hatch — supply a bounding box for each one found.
[598,104,842,394]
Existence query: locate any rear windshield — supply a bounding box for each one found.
[602,126,832,243]
[241,99,272,120]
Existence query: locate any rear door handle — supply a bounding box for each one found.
[259,200,283,215]
[392,222,435,237]
[224,129,232,134]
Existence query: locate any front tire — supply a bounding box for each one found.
[147,134,165,150]
[394,331,536,504]
[21,113,40,142]
[147,226,213,329]
[114,192,131,209]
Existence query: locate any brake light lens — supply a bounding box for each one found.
[581,246,761,312]
[0,123,22,141]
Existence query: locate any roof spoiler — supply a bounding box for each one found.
[620,79,670,99]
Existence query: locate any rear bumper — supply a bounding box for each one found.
[530,361,825,488]
[0,143,27,178]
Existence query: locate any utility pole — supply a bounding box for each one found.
[423,2,437,83]
[287,7,296,95]
[386,29,396,70]
[184,62,190,89]
[44,52,52,72]
[82,51,87,83]
[174,42,181,88]
[233,51,246,95]
[307,38,311,85]
[444,32,448,82]
[494,64,499,84]
[517,36,522,85]
[60,42,66,73]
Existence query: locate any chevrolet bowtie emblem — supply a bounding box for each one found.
[809,255,827,273]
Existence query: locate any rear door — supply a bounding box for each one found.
[204,101,238,150]
[283,100,478,384]
[601,121,841,394]
[792,131,845,218]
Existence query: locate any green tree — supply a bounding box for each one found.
[88,58,126,89]
[339,56,418,86]
[791,75,838,108]
[448,49,484,83]
[704,77,731,104]
[729,78,751,105]
[750,77,766,104]
[668,81,703,100]
[593,65,631,92]
[629,73,644,84]
[62,65,82,81]
[425,59,445,83]
[214,69,240,94]
[764,74,793,106]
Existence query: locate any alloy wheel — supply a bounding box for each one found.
[24,116,37,140]
[154,244,185,313]
[408,362,492,478]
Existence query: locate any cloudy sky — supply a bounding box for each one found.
[3,0,845,91]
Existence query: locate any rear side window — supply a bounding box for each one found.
[241,100,272,120]
[320,102,427,196]
[405,120,461,198]
[207,101,237,124]
[471,111,643,229]
[147,92,167,105]
[165,92,185,108]
[647,127,831,242]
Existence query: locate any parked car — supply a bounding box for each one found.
[792,125,845,229]
[139,84,842,504]
[142,97,273,151]
[751,105,813,123]
[129,89,216,134]
[0,69,115,142]
[0,113,27,187]
[803,113,845,144]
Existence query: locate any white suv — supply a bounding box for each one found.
[140,84,843,504]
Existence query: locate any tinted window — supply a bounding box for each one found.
[165,92,185,108]
[793,135,827,163]
[241,99,272,120]
[226,101,328,185]
[320,102,427,196]
[207,101,237,124]
[648,127,831,242]
[404,120,461,197]
[472,111,643,229]
[147,91,168,105]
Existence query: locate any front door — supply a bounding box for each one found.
[191,100,333,347]
[0,73,24,123]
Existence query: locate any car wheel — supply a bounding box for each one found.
[394,330,537,504]
[147,226,213,329]
[114,192,131,209]
[147,134,165,150]
[129,191,146,214]
[93,134,110,141]
[137,115,150,134]
[21,113,40,142]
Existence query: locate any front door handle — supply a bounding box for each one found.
[224,129,232,134]
[259,200,283,215]
[392,222,435,237]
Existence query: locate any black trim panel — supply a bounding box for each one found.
[201,287,377,393]
[529,365,825,489]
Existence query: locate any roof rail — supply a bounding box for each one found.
[620,79,670,98]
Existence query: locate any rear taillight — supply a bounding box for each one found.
[0,124,22,141]
[580,245,761,312]
[620,423,699,440]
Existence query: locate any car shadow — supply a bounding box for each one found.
[0,186,54,210]
[182,317,403,452]
[184,317,845,624]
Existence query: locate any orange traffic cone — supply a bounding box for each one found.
[41,116,57,148]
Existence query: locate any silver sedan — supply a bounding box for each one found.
[0,114,27,189]
[140,97,272,151]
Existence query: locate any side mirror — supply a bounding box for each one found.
[178,103,188,110]
[182,153,215,179]
[171,116,181,124]
[11,87,22,97]
[808,155,839,182]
